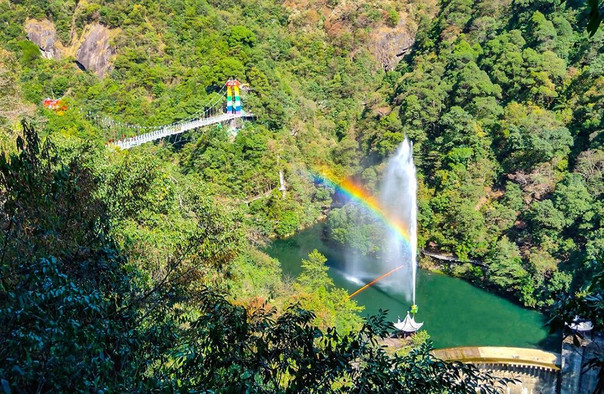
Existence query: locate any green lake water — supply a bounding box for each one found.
[266,224,560,351]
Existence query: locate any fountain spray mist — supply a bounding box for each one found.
[379,138,417,304]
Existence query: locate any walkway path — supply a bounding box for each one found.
[432,346,560,370]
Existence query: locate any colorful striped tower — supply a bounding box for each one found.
[234,84,241,114]
[226,84,233,113]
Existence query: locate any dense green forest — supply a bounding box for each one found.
[0,0,603,391]
[0,122,514,391]
[329,0,604,309]
[0,0,413,331]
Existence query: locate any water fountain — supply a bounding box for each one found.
[317,137,420,328]
[378,138,418,306]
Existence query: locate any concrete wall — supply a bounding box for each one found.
[475,363,558,394]
[560,331,603,394]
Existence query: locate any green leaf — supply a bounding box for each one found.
[1,379,11,394]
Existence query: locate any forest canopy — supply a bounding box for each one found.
[0,0,602,391]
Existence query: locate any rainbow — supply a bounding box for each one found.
[313,169,417,304]
[313,169,413,254]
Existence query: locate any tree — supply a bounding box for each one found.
[486,237,529,293]
[501,103,573,170]
[452,62,501,107]
[530,11,557,50]
[0,49,31,126]
[173,291,514,392]
[294,250,363,332]
[552,173,595,229]
[297,250,333,290]
[0,122,161,391]
[228,25,257,47]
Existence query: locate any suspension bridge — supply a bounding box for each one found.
[102,79,254,150]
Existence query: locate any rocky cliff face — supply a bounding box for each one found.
[25,19,64,59]
[24,19,116,77]
[371,22,416,71]
[284,0,430,71]
[75,24,116,77]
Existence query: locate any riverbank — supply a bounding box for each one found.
[266,223,560,351]
[417,251,545,316]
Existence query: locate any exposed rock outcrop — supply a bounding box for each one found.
[284,0,423,71]
[25,19,64,59]
[76,24,116,77]
[24,19,117,77]
[371,21,415,71]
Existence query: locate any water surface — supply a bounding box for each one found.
[266,224,559,351]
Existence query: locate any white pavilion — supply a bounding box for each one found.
[394,312,423,337]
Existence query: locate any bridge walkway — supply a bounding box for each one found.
[114,112,254,150]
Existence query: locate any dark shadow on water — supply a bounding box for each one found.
[361,284,409,310]
[538,330,562,353]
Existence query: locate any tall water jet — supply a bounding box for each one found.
[379,138,417,305]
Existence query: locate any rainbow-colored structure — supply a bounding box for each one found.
[226,79,242,114]
[106,79,254,150]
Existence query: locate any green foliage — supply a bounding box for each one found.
[227,25,256,48]
[17,40,41,65]
[0,123,513,392]
[0,123,161,391]
[387,9,400,28]
[343,0,603,310]
[173,293,512,393]
[295,250,363,332]
[0,123,107,262]
[327,204,383,255]
[531,11,558,50]
[297,249,332,289]
[229,249,283,301]
[0,254,148,392]
[486,237,528,293]
[501,104,573,170]
[586,0,604,36]
[550,256,603,331]
[1,1,602,390]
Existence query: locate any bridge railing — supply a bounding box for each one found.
[112,111,254,150]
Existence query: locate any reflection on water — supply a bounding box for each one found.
[266,224,560,351]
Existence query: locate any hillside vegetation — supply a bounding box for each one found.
[330,0,603,309]
[0,0,603,391]
[0,0,430,330]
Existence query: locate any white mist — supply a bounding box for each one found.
[378,138,417,304]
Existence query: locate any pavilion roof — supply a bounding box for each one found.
[394,312,423,333]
